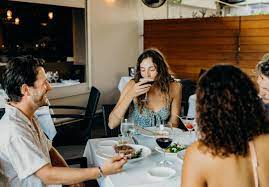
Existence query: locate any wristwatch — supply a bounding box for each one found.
[97,166,104,178]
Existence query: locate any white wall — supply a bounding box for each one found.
[88,0,139,106]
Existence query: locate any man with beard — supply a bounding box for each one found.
[0,56,127,187]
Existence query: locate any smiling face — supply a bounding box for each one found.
[139,57,158,80]
[28,67,52,107]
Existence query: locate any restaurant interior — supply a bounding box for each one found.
[1,0,269,186]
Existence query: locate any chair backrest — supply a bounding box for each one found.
[85,86,101,119]
[0,108,5,119]
[82,86,101,139]
[180,79,196,116]
[102,104,120,137]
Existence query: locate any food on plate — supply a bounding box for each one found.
[114,144,143,159]
[165,143,187,153]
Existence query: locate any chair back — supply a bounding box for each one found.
[85,86,101,119]
[0,108,5,119]
[102,104,120,137]
[82,86,101,139]
[180,79,196,116]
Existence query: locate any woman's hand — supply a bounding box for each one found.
[129,78,153,97]
[101,154,128,176]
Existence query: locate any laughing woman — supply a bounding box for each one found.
[108,48,181,129]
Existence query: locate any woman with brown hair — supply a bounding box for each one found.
[108,48,181,128]
[181,65,269,187]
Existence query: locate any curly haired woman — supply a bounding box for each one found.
[108,48,182,128]
[181,65,269,187]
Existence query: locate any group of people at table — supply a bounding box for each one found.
[1,48,269,187]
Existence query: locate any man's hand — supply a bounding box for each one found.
[101,154,127,176]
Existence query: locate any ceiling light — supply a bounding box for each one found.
[15,17,20,25]
[7,10,12,20]
[48,11,53,19]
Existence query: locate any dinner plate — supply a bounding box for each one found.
[147,167,176,180]
[96,144,152,163]
[97,140,118,147]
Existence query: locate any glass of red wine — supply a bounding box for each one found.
[155,122,173,167]
[141,80,155,102]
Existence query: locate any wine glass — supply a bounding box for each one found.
[180,116,195,135]
[155,122,173,167]
[141,80,155,102]
[53,71,59,83]
[120,119,135,143]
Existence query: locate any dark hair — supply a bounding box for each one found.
[196,64,269,157]
[134,48,174,110]
[2,55,44,102]
[256,53,269,77]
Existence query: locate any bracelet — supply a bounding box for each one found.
[97,166,104,178]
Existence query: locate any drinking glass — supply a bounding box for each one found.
[180,116,195,135]
[53,71,59,83]
[155,122,173,167]
[120,119,135,142]
[141,80,155,102]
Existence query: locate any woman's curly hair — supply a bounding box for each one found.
[196,64,269,157]
[133,48,174,111]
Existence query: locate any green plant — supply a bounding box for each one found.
[169,0,182,5]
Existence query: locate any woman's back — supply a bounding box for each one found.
[182,134,269,187]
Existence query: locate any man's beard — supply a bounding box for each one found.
[33,93,49,107]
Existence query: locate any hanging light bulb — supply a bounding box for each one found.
[48,11,53,19]
[15,17,20,25]
[7,10,12,20]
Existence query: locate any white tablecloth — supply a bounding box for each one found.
[83,130,196,187]
[187,94,196,118]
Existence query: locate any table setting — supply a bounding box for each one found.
[83,118,198,187]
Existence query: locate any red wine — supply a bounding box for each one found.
[141,80,155,85]
[156,138,172,149]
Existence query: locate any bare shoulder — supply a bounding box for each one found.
[184,141,212,165]
[169,81,181,95]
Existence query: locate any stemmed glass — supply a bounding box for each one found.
[155,122,173,167]
[180,116,195,135]
[141,80,155,102]
[52,71,59,83]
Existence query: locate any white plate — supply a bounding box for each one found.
[96,144,152,163]
[148,167,176,180]
[137,126,184,138]
[97,140,118,147]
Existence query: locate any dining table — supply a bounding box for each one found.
[83,128,196,187]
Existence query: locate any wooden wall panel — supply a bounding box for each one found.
[144,15,269,81]
[144,17,239,80]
